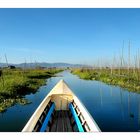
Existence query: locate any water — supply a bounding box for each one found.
[0,71,140,132]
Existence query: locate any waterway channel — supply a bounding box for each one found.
[0,71,140,132]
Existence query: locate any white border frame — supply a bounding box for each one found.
[0,0,140,8]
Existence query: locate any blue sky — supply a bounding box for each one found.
[0,8,140,65]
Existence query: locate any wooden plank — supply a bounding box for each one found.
[50,111,57,131]
[64,111,73,132]
[50,111,73,132]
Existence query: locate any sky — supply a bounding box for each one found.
[0,8,140,65]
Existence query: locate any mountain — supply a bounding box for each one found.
[0,62,90,68]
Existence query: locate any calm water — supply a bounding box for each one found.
[0,71,140,132]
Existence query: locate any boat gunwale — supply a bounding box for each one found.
[22,79,101,132]
[73,95,101,132]
[22,95,51,132]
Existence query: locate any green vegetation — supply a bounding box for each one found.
[71,68,140,93]
[71,41,140,94]
[0,98,31,112]
[0,68,62,112]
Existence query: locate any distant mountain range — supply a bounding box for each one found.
[0,62,90,68]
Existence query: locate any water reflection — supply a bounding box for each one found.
[138,97,140,128]
[0,71,140,132]
[99,83,103,107]
[119,88,125,121]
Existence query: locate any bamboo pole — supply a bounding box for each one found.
[5,54,8,67]
[128,40,131,77]
[0,57,4,87]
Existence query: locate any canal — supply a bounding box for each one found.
[0,70,140,132]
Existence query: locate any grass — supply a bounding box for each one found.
[0,68,62,112]
[71,68,140,93]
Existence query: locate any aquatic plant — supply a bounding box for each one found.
[71,68,140,93]
[0,68,62,112]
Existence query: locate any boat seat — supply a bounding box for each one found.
[40,102,55,132]
[69,103,84,132]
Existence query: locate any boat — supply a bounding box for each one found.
[22,79,101,132]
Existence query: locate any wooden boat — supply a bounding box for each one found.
[22,79,100,132]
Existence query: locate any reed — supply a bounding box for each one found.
[72,41,140,93]
[71,68,140,93]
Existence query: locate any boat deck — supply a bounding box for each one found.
[50,110,73,132]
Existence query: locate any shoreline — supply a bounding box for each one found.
[71,69,140,94]
[0,68,62,112]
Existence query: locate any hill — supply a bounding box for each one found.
[0,62,89,68]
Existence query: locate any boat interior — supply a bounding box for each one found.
[33,99,90,132]
[22,80,98,132]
